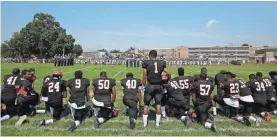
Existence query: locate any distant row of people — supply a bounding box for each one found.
[54,55,74,67]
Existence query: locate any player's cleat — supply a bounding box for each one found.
[68,122,76,132]
[211,123,218,133]
[265,112,271,121]
[30,108,37,117]
[255,117,262,127]
[15,115,27,127]
[129,118,136,130]
[162,114,168,121]
[155,122,160,128]
[37,119,46,128]
[243,117,251,127]
[94,117,100,129]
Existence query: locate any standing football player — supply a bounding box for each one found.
[92,72,117,128]
[141,50,171,128]
[1,68,20,122]
[67,70,90,132]
[121,72,142,129]
[37,70,67,128]
[191,73,218,132]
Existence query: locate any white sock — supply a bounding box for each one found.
[1,115,10,122]
[45,119,54,125]
[123,105,128,113]
[261,112,266,117]
[236,116,244,122]
[98,117,104,124]
[204,122,212,129]
[143,115,148,127]
[180,116,186,121]
[36,110,46,114]
[273,111,277,115]
[185,111,188,115]
[156,114,161,125]
[94,108,99,117]
[249,116,257,122]
[161,106,166,115]
[212,107,217,115]
[74,120,80,127]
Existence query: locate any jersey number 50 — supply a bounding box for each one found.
[99,80,110,89]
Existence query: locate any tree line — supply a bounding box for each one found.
[1,13,83,61]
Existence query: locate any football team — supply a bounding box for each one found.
[1,50,277,132]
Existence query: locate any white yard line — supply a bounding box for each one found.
[2,125,277,132]
[112,67,127,78]
[36,66,95,84]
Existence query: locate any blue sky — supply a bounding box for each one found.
[1,1,277,51]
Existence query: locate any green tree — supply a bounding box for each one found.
[1,13,83,60]
[2,32,32,62]
[241,43,249,47]
[73,44,83,57]
[1,41,14,58]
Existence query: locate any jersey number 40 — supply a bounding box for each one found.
[126,80,136,89]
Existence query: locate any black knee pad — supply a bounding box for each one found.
[53,107,62,120]
[266,101,276,112]
[74,109,86,121]
[99,107,112,118]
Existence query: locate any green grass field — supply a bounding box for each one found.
[1,63,277,136]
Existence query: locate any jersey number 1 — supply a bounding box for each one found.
[154,62,158,73]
